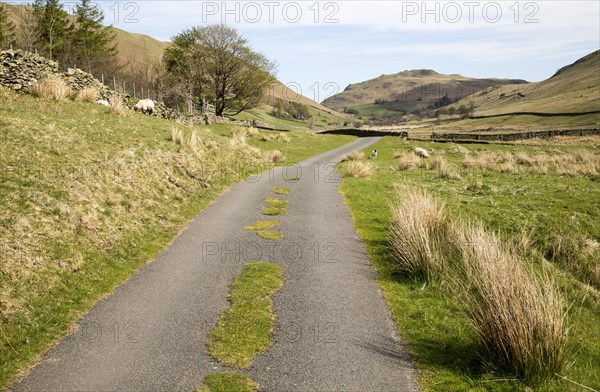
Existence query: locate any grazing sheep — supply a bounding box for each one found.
[413,147,429,158]
[134,99,155,115]
[371,149,378,159]
[95,99,110,107]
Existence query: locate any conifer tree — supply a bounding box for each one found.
[72,0,117,73]
[0,3,16,49]
[32,0,70,61]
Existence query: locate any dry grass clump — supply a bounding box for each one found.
[30,74,71,101]
[463,151,502,171]
[170,126,184,145]
[347,150,365,161]
[451,223,568,382]
[265,150,285,163]
[108,97,131,117]
[545,234,600,288]
[260,132,291,143]
[72,86,100,102]
[345,160,372,178]
[231,127,247,145]
[389,186,451,280]
[277,132,291,143]
[389,187,569,382]
[431,156,461,179]
[396,153,421,170]
[189,130,200,151]
[463,150,600,176]
[246,127,259,137]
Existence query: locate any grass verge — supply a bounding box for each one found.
[207,262,284,368]
[339,136,600,391]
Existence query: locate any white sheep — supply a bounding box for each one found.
[134,99,155,115]
[95,99,110,107]
[413,147,429,158]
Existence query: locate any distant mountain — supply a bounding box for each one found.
[451,50,600,115]
[321,69,527,111]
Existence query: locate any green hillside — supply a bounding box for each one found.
[322,69,526,112]
[452,50,600,115]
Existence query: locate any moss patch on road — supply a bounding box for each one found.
[244,220,280,231]
[207,262,284,368]
[264,197,288,209]
[262,197,289,216]
[196,372,258,392]
[257,231,283,240]
[271,187,291,194]
[261,207,287,216]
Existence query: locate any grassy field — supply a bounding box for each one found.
[233,103,346,131]
[340,136,600,391]
[0,87,353,389]
[354,100,436,117]
[384,113,599,139]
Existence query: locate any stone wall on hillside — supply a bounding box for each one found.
[0,50,58,93]
[0,50,112,99]
[0,50,271,127]
[431,128,600,141]
[63,67,112,99]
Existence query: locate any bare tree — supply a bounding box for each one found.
[164,24,276,116]
[15,6,40,52]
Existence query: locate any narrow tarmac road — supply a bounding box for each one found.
[13,137,420,392]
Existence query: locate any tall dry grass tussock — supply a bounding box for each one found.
[73,86,100,102]
[431,156,461,179]
[389,186,451,280]
[265,150,285,163]
[390,187,569,382]
[230,127,247,145]
[347,150,365,161]
[345,160,372,178]
[451,223,568,382]
[545,234,600,288]
[396,153,421,171]
[277,132,291,143]
[189,130,200,151]
[30,74,71,101]
[108,97,131,117]
[171,126,184,145]
[464,150,600,176]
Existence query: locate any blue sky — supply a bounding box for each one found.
[18,1,600,103]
